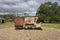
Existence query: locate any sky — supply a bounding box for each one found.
[0,0,60,16]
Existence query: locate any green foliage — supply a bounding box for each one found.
[3,13,18,22]
[24,13,29,16]
[36,2,60,23]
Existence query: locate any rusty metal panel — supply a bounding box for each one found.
[15,17,24,26]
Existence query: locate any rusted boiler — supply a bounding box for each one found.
[15,17,24,29]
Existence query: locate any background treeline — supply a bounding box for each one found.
[36,2,60,23]
[0,13,19,22]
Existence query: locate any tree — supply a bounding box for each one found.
[3,13,18,22]
[24,13,29,16]
[36,2,60,23]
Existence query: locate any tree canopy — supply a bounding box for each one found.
[36,2,60,23]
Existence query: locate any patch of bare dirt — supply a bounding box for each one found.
[0,27,60,40]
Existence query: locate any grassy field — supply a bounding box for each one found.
[42,23,60,29]
[0,22,14,29]
[0,22,60,29]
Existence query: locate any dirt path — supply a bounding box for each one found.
[0,27,60,40]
